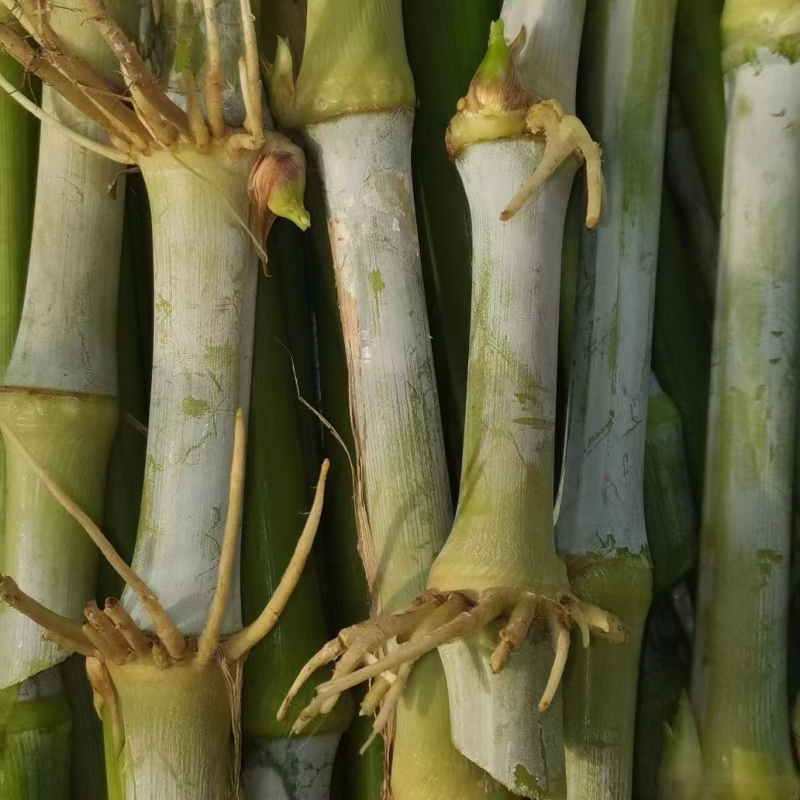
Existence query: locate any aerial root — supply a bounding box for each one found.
[359,595,469,753]
[283,596,445,730]
[285,586,626,733]
[182,71,211,151]
[202,0,226,138]
[83,0,189,134]
[84,600,131,664]
[3,2,151,150]
[0,573,95,656]
[238,0,263,142]
[538,609,571,712]
[104,598,151,658]
[195,410,247,668]
[221,457,331,661]
[317,597,445,716]
[0,418,188,660]
[501,99,602,227]
[359,674,394,717]
[0,409,324,675]
[489,593,538,673]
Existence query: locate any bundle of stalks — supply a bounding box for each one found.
[0,2,326,797]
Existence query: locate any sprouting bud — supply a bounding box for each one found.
[445,20,531,157]
[265,37,299,130]
[249,134,310,243]
[470,20,530,116]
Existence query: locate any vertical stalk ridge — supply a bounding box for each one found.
[121,147,259,635]
[556,1,677,796]
[0,53,35,375]
[0,0,128,685]
[402,0,501,482]
[270,1,513,793]
[240,224,351,797]
[690,3,800,795]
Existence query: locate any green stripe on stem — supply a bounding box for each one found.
[240,219,352,792]
[402,0,501,484]
[690,5,800,795]
[557,0,676,795]
[672,0,725,217]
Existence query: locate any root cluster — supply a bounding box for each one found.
[280,584,624,747]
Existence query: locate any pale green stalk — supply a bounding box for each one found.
[427,2,588,795]
[0,4,135,795]
[690,2,800,796]
[1,2,313,796]
[555,1,677,797]
[269,2,508,795]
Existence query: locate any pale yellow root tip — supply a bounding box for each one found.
[501,101,603,228]
[538,611,570,712]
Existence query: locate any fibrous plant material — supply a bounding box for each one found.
[268,0,516,796]
[0,4,131,793]
[239,231,352,799]
[671,0,726,219]
[402,0,501,479]
[690,1,800,796]
[280,3,624,796]
[0,1,324,796]
[555,0,677,797]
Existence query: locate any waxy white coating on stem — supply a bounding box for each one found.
[554,2,675,797]
[691,49,800,796]
[3,90,123,395]
[501,0,585,113]
[121,148,258,635]
[436,135,572,800]
[555,0,675,557]
[0,93,122,686]
[305,110,500,799]
[426,4,585,794]
[304,110,450,614]
[241,734,341,800]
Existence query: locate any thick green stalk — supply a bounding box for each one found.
[0,3,316,797]
[555,1,676,796]
[690,3,800,796]
[402,0,501,482]
[0,53,36,374]
[671,0,726,217]
[240,223,351,797]
[426,4,593,793]
[651,194,712,502]
[120,145,259,635]
[270,2,506,796]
